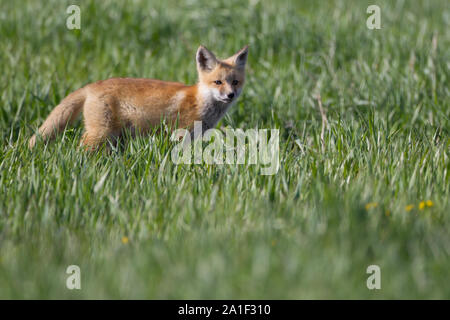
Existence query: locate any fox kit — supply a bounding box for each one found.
[29,45,248,149]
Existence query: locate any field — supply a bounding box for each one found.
[0,0,449,299]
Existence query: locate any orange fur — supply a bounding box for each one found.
[29,45,248,149]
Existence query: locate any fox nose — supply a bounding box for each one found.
[227,93,235,99]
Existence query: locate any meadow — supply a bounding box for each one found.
[0,0,449,298]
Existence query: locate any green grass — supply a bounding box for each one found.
[0,0,449,299]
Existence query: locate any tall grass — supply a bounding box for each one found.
[0,0,449,298]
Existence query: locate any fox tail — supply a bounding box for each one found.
[29,88,86,149]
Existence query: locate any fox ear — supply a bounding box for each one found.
[231,45,249,68]
[196,46,217,72]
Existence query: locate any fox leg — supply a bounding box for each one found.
[80,97,121,150]
[80,129,114,150]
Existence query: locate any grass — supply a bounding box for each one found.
[0,0,449,299]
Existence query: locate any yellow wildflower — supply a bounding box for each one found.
[365,202,378,210]
[121,236,129,244]
[419,201,426,210]
[405,204,414,212]
[426,200,433,207]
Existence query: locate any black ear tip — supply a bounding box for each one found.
[237,46,249,61]
[197,47,206,62]
[198,45,209,52]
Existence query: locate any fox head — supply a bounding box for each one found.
[196,45,248,105]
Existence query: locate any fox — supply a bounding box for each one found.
[28,45,248,149]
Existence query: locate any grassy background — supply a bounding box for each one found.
[0,0,449,298]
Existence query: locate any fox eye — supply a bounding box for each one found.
[214,80,222,85]
[232,80,239,85]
